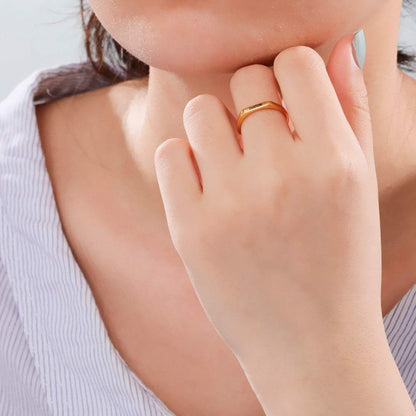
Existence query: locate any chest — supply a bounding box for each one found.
[59,197,267,416]
[36,114,265,416]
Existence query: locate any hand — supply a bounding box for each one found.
[154,33,414,415]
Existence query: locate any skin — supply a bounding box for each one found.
[35,0,416,415]
[88,0,416,317]
[153,33,415,415]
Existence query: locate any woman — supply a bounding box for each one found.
[1,0,416,415]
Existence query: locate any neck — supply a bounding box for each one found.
[127,2,416,191]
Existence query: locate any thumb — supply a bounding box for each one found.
[326,30,375,167]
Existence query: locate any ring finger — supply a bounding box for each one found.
[230,64,297,169]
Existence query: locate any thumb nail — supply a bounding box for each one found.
[352,29,366,70]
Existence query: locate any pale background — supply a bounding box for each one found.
[1,1,416,100]
[1,1,84,100]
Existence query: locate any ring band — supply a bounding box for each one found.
[236,100,290,135]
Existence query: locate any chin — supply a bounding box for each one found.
[125,34,292,76]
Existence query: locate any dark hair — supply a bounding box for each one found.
[80,0,416,82]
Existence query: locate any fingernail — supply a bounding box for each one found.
[352,29,366,70]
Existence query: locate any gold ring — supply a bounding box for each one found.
[236,100,290,135]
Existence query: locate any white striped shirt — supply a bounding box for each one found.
[1,61,416,415]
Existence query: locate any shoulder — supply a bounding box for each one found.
[35,68,148,185]
[0,62,103,151]
[0,61,148,232]
[35,70,148,141]
[0,59,140,130]
[0,59,145,181]
[0,62,120,246]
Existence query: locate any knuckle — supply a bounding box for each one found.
[271,174,292,202]
[274,45,325,73]
[354,85,369,104]
[230,64,271,91]
[183,93,222,122]
[154,138,182,160]
[329,153,367,189]
[351,88,371,121]
[256,173,293,217]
